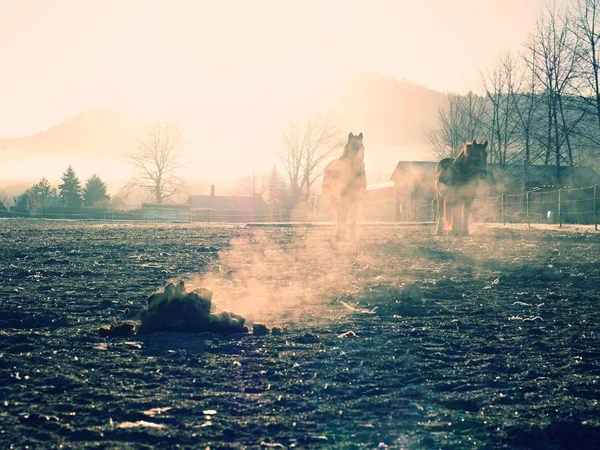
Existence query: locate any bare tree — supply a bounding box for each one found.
[426,92,486,159]
[368,169,393,184]
[482,53,523,165]
[426,94,467,159]
[569,0,600,166]
[279,112,344,204]
[573,0,600,132]
[128,122,186,204]
[512,47,543,166]
[525,2,583,176]
[235,170,267,200]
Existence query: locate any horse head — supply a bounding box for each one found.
[465,139,488,179]
[345,132,365,165]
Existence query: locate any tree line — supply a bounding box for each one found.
[15,166,110,213]
[232,112,344,213]
[127,115,344,212]
[426,0,600,179]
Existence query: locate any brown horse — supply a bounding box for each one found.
[435,139,488,236]
[322,132,367,241]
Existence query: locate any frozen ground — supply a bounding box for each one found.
[0,219,599,449]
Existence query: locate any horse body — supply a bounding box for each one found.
[322,132,367,241]
[435,140,488,236]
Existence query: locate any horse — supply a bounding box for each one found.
[322,132,367,241]
[435,139,488,236]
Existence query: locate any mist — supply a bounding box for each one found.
[183,228,375,325]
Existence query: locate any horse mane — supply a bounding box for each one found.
[451,141,477,172]
[453,142,471,163]
[341,141,352,158]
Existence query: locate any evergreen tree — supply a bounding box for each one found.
[15,190,34,213]
[83,174,110,207]
[58,165,83,207]
[30,177,53,214]
[266,166,288,219]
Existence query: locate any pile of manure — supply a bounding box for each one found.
[137,281,247,335]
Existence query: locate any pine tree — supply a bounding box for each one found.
[83,174,110,207]
[30,177,53,214]
[16,190,34,213]
[58,165,83,207]
[266,166,288,219]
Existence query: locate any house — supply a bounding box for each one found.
[186,186,268,222]
[141,203,191,222]
[360,181,398,221]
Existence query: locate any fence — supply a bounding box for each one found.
[471,184,599,231]
[2,184,598,230]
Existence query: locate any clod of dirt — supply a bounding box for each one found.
[138,280,246,335]
[539,268,568,281]
[252,323,270,336]
[98,321,136,338]
[271,326,284,335]
[260,442,286,449]
[338,330,358,338]
[395,284,427,316]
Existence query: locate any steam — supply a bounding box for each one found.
[185,228,371,325]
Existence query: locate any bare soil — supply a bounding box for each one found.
[0,220,599,449]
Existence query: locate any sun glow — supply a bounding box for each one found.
[0,0,549,189]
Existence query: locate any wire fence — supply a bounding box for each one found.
[1,184,598,231]
[470,184,599,230]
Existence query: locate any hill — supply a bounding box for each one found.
[336,72,445,150]
[0,109,146,162]
[0,73,446,193]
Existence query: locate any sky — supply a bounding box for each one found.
[0,0,554,183]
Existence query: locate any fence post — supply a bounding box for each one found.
[526,191,530,228]
[558,189,562,228]
[502,194,506,226]
[594,184,598,231]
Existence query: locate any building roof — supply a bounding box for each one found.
[366,181,395,191]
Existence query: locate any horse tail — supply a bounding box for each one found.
[443,198,452,231]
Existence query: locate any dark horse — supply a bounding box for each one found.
[322,132,367,241]
[435,139,488,236]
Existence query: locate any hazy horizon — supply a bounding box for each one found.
[0,0,557,196]
[1,0,549,135]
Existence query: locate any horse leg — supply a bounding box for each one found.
[443,198,456,235]
[462,200,473,236]
[450,201,461,236]
[435,195,445,235]
[348,202,360,242]
[336,204,350,241]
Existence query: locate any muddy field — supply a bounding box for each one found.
[1,220,599,449]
